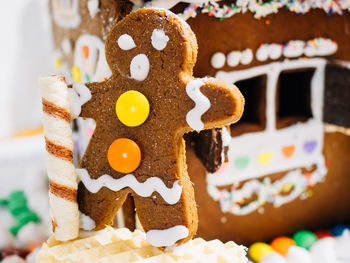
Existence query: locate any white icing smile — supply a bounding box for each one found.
[186,79,211,131]
[77,169,183,205]
[130,54,150,81]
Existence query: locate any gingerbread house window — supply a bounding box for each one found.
[276,69,314,129]
[230,75,267,137]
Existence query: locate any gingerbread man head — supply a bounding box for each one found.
[75,8,244,247]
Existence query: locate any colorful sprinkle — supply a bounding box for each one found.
[72,66,82,83]
[82,45,89,59]
[282,145,295,158]
[235,157,250,170]
[304,141,317,153]
[258,152,273,166]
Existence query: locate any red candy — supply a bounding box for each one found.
[314,230,333,239]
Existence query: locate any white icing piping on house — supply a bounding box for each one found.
[144,0,350,20]
[77,169,183,205]
[73,34,111,83]
[52,0,81,28]
[206,58,328,215]
[211,38,337,69]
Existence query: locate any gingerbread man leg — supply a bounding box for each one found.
[77,181,130,230]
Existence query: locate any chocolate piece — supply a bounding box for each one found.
[193,128,223,173]
[324,63,350,128]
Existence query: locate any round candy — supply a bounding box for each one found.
[249,242,274,262]
[107,138,141,173]
[271,236,296,256]
[331,224,349,237]
[314,230,333,239]
[293,230,317,250]
[116,90,149,127]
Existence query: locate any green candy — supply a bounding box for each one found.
[293,230,318,250]
[9,224,21,236]
[9,190,26,201]
[0,199,8,206]
[18,212,40,226]
[8,199,28,216]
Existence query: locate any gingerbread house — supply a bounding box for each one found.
[49,0,350,244]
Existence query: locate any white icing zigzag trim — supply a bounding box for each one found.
[186,79,211,131]
[146,225,189,247]
[77,169,183,205]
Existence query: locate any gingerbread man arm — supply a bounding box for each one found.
[184,77,244,132]
[78,81,111,119]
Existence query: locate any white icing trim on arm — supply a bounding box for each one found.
[186,79,211,131]
[79,212,96,231]
[77,169,183,205]
[146,225,189,247]
[68,83,92,119]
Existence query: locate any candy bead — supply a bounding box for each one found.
[116,90,150,127]
[107,138,141,173]
[331,224,349,237]
[8,200,28,216]
[292,230,317,250]
[249,242,273,262]
[271,236,296,256]
[314,230,333,239]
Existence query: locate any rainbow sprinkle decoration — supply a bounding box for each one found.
[162,0,350,20]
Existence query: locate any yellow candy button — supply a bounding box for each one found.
[116,90,150,127]
[249,242,274,262]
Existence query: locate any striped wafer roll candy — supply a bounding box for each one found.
[40,76,79,241]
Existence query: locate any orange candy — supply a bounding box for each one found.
[271,236,296,256]
[28,242,43,252]
[107,138,141,173]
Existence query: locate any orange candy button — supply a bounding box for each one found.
[107,138,141,173]
[270,236,296,256]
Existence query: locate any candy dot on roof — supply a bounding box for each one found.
[116,90,150,127]
[107,138,141,174]
[249,242,274,262]
[271,236,296,256]
[331,224,349,236]
[293,230,317,250]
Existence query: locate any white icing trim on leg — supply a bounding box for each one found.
[186,79,211,131]
[146,225,189,247]
[77,169,182,205]
[79,212,96,231]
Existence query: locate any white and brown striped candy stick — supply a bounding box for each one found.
[40,76,79,241]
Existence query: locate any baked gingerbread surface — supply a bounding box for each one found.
[75,8,244,246]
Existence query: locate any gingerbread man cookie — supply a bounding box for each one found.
[76,8,244,247]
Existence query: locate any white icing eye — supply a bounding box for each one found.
[118,34,136,50]
[130,54,150,81]
[151,29,169,50]
[211,52,226,69]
